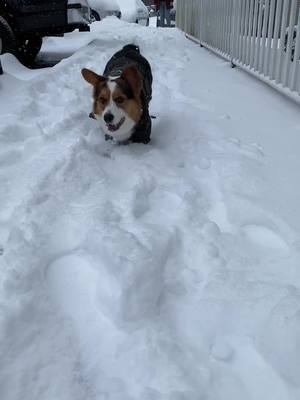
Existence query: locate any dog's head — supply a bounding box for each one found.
[82,67,143,141]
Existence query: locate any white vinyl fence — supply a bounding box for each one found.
[177,0,300,101]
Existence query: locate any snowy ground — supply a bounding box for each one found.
[1,18,300,400]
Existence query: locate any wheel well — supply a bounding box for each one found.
[91,9,100,20]
[0,9,18,33]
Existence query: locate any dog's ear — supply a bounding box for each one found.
[121,67,142,99]
[81,68,106,86]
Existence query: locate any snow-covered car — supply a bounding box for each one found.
[0,0,91,65]
[68,0,91,27]
[88,0,121,22]
[117,0,149,26]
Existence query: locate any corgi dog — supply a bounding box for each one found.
[82,44,152,144]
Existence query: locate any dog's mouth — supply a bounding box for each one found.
[107,117,126,132]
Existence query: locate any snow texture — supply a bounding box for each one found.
[1,18,300,400]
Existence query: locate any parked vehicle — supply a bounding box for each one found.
[117,0,149,26]
[88,0,121,22]
[0,0,91,65]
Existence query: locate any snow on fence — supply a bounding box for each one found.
[177,0,300,102]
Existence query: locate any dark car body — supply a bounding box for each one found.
[0,0,90,65]
[0,0,90,35]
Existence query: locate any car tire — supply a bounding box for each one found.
[91,10,101,22]
[17,35,43,65]
[0,16,17,56]
[136,18,149,26]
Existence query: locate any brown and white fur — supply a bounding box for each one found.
[81,45,152,144]
[82,67,144,142]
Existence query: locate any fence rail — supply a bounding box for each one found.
[177,0,300,99]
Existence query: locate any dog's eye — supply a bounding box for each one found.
[114,97,125,105]
[99,97,107,104]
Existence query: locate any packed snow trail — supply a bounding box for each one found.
[1,19,300,400]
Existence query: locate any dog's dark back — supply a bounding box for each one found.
[103,44,152,105]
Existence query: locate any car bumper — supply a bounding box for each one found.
[67,1,91,25]
[100,10,122,19]
[137,16,149,26]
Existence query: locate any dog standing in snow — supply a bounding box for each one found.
[82,44,152,144]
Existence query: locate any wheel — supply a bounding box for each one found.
[91,10,101,22]
[17,35,43,65]
[146,18,150,27]
[0,15,17,56]
[136,18,149,26]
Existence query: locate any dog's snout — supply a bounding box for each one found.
[104,112,114,124]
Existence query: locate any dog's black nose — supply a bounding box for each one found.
[104,112,114,124]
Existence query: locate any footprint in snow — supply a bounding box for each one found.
[242,224,290,257]
[0,121,36,144]
[229,138,265,158]
[132,177,156,219]
[216,337,291,400]
[211,340,234,362]
[198,157,211,170]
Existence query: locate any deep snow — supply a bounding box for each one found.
[1,18,300,400]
